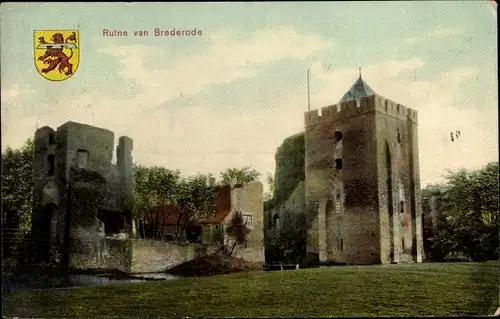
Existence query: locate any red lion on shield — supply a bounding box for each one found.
[37,32,77,76]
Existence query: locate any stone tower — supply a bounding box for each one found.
[31,125,63,261]
[31,121,134,267]
[304,73,423,265]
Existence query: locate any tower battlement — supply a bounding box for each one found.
[304,94,418,128]
[34,126,57,151]
[34,122,134,166]
[304,95,376,127]
[373,94,418,124]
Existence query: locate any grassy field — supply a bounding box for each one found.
[3,262,498,318]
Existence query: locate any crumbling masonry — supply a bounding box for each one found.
[31,121,134,268]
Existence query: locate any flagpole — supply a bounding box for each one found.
[307,69,311,112]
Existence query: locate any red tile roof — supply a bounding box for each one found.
[141,185,232,226]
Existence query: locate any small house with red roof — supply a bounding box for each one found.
[139,181,265,263]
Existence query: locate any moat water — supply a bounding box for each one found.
[3,272,181,293]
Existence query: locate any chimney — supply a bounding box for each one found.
[209,177,216,187]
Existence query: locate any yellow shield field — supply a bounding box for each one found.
[34,30,80,81]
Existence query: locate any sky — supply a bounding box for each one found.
[1,1,498,192]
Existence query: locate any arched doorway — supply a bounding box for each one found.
[38,203,59,260]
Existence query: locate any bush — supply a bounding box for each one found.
[167,254,263,277]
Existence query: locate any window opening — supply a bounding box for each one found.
[335,159,343,170]
[242,214,253,230]
[47,154,55,176]
[334,131,343,142]
[76,149,89,169]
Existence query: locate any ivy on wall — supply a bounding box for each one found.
[272,132,305,208]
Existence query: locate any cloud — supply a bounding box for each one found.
[1,83,39,141]
[0,86,20,105]
[309,58,427,106]
[0,83,36,105]
[428,26,463,37]
[1,27,497,194]
[97,27,334,109]
[1,27,333,188]
[308,60,497,186]
[404,26,463,46]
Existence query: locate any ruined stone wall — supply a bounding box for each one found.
[130,237,264,274]
[116,136,134,217]
[225,181,265,263]
[32,121,135,265]
[130,239,199,273]
[304,96,380,264]
[266,133,305,242]
[67,181,122,270]
[279,180,305,215]
[69,227,132,272]
[57,121,115,178]
[32,127,64,254]
[70,235,263,274]
[33,127,58,209]
[61,122,119,256]
[265,181,305,241]
[70,230,198,273]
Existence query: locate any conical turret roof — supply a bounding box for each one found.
[338,70,376,104]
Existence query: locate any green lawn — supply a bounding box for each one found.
[3,262,499,318]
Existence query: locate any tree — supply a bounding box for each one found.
[133,166,218,241]
[273,133,305,205]
[133,164,182,211]
[2,139,34,236]
[430,162,499,261]
[174,174,218,239]
[224,211,250,255]
[265,211,307,265]
[219,167,261,186]
[133,164,183,239]
[263,173,274,202]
